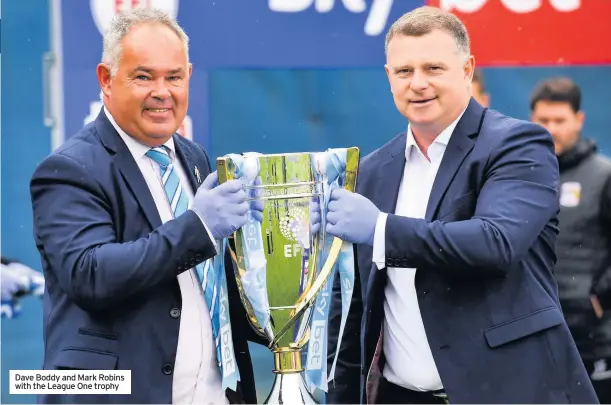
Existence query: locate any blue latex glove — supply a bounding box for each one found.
[326,188,380,246]
[191,171,263,239]
[309,199,321,235]
[1,262,45,319]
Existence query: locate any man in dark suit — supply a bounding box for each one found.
[323,6,598,404]
[30,8,262,404]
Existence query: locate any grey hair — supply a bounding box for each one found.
[385,6,470,58]
[101,7,189,77]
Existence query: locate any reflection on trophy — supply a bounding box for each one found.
[217,148,359,404]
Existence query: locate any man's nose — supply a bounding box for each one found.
[410,70,429,90]
[151,78,171,99]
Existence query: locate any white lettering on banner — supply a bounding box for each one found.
[306,320,326,370]
[90,0,180,36]
[84,101,103,126]
[9,371,131,395]
[221,324,236,376]
[269,0,394,36]
[246,221,259,249]
[440,0,580,13]
[219,284,228,322]
[316,290,329,317]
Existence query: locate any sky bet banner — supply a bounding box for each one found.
[52,0,611,150]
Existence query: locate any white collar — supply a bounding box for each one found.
[405,105,468,159]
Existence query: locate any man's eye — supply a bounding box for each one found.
[136,75,149,81]
[168,76,180,81]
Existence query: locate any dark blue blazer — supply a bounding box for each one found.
[30,110,261,404]
[327,99,598,404]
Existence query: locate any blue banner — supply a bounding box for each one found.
[55,0,425,149]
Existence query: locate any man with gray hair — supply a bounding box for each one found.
[323,5,597,404]
[30,8,263,404]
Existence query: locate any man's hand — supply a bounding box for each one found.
[326,188,380,246]
[190,171,263,239]
[1,262,45,319]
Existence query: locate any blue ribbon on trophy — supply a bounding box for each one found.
[208,152,269,392]
[304,149,355,393]
[226,152,272,332]
[211,238,241,390]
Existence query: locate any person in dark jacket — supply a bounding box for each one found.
[531,77,611,403]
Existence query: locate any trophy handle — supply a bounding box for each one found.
[217,157,268,338]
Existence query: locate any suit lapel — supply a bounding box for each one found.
[174,135,202,193]
[94,109,162,230]
[374,136,407,215]
[425,99,486,221]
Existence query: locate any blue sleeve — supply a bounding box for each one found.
[384,124,559,277]
[30,152,217,311]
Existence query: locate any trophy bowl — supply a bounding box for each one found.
[217,148,359,404]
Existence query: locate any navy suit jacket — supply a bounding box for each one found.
[30,110,261,404]
[327,99,598,404]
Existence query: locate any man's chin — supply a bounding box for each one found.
[404,112,437,127]
[145,123,179,138]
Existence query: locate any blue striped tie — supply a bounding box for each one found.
[146,146,223,369]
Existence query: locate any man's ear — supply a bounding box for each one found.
[188,63,193,78]
[464,55,475,81]
[97,63,113,99]
[384,64,393,94]
[576,110,585,132]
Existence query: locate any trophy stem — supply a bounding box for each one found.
[263,348,317,404]
[273,347,302,373]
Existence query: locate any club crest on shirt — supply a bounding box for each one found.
[560,181,581,207]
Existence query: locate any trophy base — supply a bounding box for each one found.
[264,372,317,404]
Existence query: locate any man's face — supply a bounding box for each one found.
[97,23,192,146]
[385,29,474,135]
[531,101,584,155]
[472,80,489,107]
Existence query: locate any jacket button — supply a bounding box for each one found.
[162,364,173,375]
[170,308,181,318]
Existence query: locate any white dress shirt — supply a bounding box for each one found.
[104,107,227,405]
[372,110,465,392]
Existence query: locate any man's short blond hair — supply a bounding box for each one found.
[102,8,189,77]
[385,6,470,57]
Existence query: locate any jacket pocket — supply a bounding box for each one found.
[484,306,564,348]
[53,348,118,370]
[438,191,476,220]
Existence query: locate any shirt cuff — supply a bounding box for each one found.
[372,212,388,270]
[189,208,219,255]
